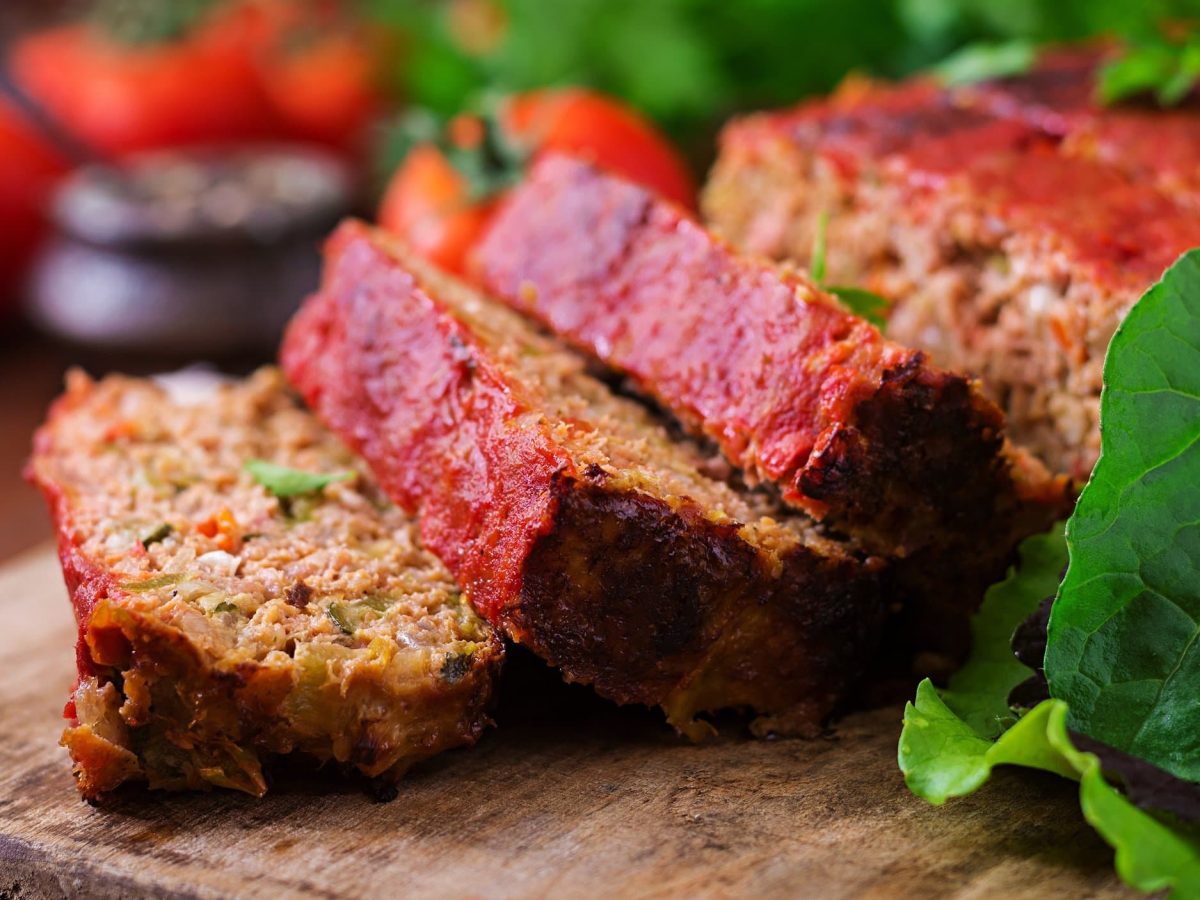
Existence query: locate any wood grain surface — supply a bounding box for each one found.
[0,544,1130,899]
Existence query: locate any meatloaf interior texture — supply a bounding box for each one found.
[473,155,1066,655]
[703,45,1200,482]
[283,221,887,739]
[28,368,501,799]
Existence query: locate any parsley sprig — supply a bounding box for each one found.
[1099,34,1200,107]
[810,211,890,328]
[244,460,354,498]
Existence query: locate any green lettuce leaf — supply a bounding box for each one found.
[901,689,1200,896]
[1045,249,1200,783]
[902,249,1200,897]
[938,526,1065,737]
[898,526,1071,802]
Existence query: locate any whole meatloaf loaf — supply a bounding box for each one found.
[282,221,886,738]
[703,50,1200,481]
[473,155,1065,632]
[28,368,501,799]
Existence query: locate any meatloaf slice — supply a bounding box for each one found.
[703,54,1200,480]
[28,368,501,799]
[472,155,1064,602]
[282,221,886,738]
[956,44,1200,208]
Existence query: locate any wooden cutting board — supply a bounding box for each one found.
[0,544,1130,899]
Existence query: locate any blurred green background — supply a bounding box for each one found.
[374,0,1200,152]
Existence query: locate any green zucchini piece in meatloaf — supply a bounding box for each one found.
[283,221,887,740]
[28,368,501,799]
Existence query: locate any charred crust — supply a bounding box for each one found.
[800,367,1009,557]
[879,351,926,385]
[512,480,885,728]
[513,481,756,707]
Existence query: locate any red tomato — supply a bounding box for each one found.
[378,144,499,275]
[377,88,694,275]
[0,96,70,315]
[505,89,695,209]
[9,20,280,158]
[257,30,382,153]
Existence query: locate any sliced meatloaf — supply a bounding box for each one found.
[282,221,886,738]
[957,44,1200,207]
[472,155,1066,640]
[28,368,501,799]
[703,50,1200,480]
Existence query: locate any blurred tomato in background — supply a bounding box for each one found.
[0,95,69,318]
[378,88,694,275]
[8,0,383,157]
[0,0,386,321]
[10,12,277,157]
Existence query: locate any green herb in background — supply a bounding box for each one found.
[932,39,1036,85]
[810,211,829,285]
[825,286,891,328]
[360,0,1200,155]
[91,0,219,45]
[1100,34,1200,106]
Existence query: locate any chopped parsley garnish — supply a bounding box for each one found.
[244,459,353,499]
[810,211,889,327]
